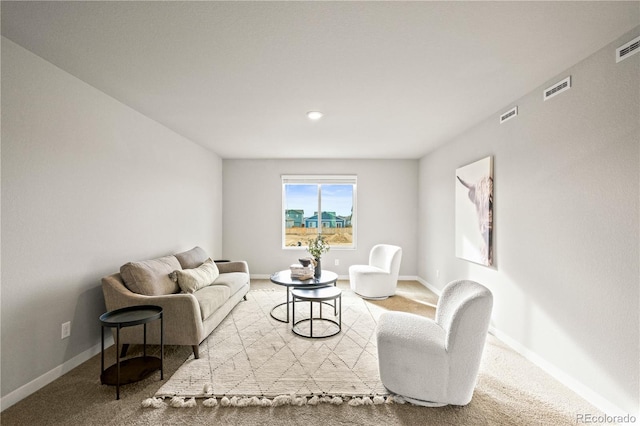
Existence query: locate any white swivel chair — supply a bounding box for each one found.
[349,244,402,299]
[376,280,493,406]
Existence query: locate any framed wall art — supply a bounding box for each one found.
[455,156,493,266]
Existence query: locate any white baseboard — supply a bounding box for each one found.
[398,275,419,282]
[489,326,629,417]
[1,338,113,412]
[251,274,272,280]
[415,276,442,296]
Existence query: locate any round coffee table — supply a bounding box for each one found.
[269,270,338,323]
[99,305,164,400]
[291,286,342,338]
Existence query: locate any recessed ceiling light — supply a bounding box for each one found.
[306,111,324,120]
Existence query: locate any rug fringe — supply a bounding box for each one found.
[147,393,396,408]
[373,395,386,405]
[141,397,166,408]
[272,394,291,406]
[260,397,273,407]
[203,397,217,407]
[170,396,197,408]
[348,396,375,406]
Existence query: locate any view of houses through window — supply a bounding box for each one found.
[282,175,356,249]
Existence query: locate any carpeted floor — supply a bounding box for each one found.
[0,280,603,425]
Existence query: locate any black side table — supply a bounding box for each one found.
[291,286,342,338]
[99,305,163,399]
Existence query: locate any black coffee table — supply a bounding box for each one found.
[99,305,163,400]
[269,270,338,323]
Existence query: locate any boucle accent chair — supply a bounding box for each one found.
[376,280,493,406]
[349,244,402,300]
[101,246,250,359]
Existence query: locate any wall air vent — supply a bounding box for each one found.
[543,76,571,101]
[499,106,518,124]
[616,35,640,63]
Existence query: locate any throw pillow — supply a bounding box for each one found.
[174,246,209,269]
[169,258,220,293]
[120,255,182,296]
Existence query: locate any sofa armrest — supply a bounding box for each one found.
[216,260,250,275]
[101,273,204,345]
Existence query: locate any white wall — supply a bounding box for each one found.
[418,28,639,415]
[1,38,223,401]
[222,159,418,277]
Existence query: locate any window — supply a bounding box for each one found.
[282,175,357,249]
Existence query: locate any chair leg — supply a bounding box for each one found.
[120,343,129,358]
[192,345,200,359]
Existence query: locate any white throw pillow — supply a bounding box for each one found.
[169,258,219,293]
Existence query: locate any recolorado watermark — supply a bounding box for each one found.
[576,413,637,424]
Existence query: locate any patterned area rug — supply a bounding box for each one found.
[154,289,389,402]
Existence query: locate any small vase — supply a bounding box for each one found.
[314,258,321,278]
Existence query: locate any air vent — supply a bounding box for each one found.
[616,35,640,63]
[544,76,571,101]
[499,106,518,124]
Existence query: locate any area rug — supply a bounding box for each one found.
[152,289,391,406]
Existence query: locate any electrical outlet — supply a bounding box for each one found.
[334,259,339,266]
[61,321,71,339]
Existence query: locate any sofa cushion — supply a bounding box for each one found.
[194,285,231,320]
[175,246,209,269]
[170,258,220,294]
[120,255,181,296]
[213,272,249,295]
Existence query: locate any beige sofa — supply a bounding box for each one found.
[101,246,250,358]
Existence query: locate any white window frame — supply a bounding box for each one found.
[282,175,357,250]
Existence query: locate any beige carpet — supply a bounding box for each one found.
[155,289,388,402]
[0,280,605,425]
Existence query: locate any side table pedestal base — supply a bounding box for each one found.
[100,356,162,386]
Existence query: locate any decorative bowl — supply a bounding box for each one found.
[298,258,311,267]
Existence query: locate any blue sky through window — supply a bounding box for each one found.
[285,184,353,217]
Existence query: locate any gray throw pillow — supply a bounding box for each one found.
[170,258,220,293]
[174,246,209,269]
[120,255,182,296]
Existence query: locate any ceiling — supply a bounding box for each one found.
[2,1,638,159]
